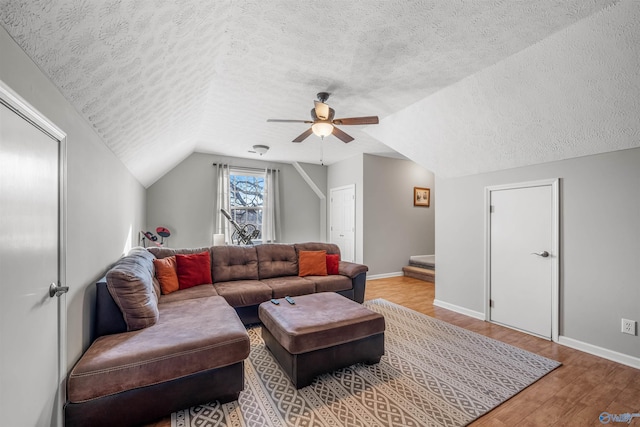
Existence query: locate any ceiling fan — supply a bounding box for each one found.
[267,92,379,143]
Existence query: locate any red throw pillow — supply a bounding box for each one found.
[298,250,328,277]
[176,251,212,289]
[326,254,340,275]
[153,256,179,294]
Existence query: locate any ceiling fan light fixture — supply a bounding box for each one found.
[314,101,330,120]
[311,122,333,138]
[252,144,269,155]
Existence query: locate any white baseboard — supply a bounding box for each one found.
[433,299,485,320]
[558,336,640,369]
[367,271,404,280]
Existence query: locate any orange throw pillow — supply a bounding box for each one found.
[153,256,179,294]
[298,250,328,277]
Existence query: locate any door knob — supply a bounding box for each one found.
[531,251,550,258]
[49,282,69,298]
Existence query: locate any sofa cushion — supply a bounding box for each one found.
[158,284,218,305]
[256,244,298,279]
[261,276,316,299]
[153,256,179,294]
[294,242,341,256]
[176,251,212,289]
[213,280,272,307]
[106,247,159,331]
[304,274,353,293]
[67,296,249,403]
[212,246,259,283]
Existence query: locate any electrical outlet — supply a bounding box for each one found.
[621,319,637,335]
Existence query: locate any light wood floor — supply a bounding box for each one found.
[367,276,640,426]
[149,276,640,426]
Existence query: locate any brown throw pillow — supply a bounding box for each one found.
[298,250,328,276]
[153,256,179,294]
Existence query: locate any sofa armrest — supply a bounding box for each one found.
[95,279,127,339]
[338,261,368,304]
[338,261,368,279]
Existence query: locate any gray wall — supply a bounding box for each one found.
[297,161,329,241]
[298,162,328,197]
[436,148,640,358]
[146,153,327,248]
[281,162,327,243]
[363,155,435,276]
[327,153,436,272]
[0,26,147,369]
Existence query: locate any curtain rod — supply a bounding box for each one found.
[212,163,279,172]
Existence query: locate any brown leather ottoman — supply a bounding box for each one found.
[258,292,385,388]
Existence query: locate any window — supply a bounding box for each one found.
[229,170,264,237]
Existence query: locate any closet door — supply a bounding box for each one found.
[487,180,559,341]
[0,86,66,427]
[330,184,355,262]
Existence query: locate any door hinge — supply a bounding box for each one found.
[489,299,495,308]
[490,205,495,213]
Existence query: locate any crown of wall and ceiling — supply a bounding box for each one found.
[0,1,621,187]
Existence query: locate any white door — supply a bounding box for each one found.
[330,185,355,262]
[487,180,558,340]
[0,85,66,427]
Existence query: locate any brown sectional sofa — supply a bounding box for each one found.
[65,242,368,427]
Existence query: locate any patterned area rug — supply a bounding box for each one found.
[172,299,560,427]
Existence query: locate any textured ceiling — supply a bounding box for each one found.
[0,0,616,187]
[366,1,640,179]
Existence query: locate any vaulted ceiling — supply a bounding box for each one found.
[0,1,617,187]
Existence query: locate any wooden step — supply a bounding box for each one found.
[402,265,435,282]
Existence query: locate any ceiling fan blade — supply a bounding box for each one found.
[292,128,313,143]
[314,101,330,120]
[267,119,312,123]
[332,116,379,126]
[332,126,354,143]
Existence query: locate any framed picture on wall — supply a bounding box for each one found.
[414,187,430,207]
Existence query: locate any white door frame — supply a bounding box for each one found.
[329,184,356,262]
[0,80,67,425]
[484,178,560,342]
